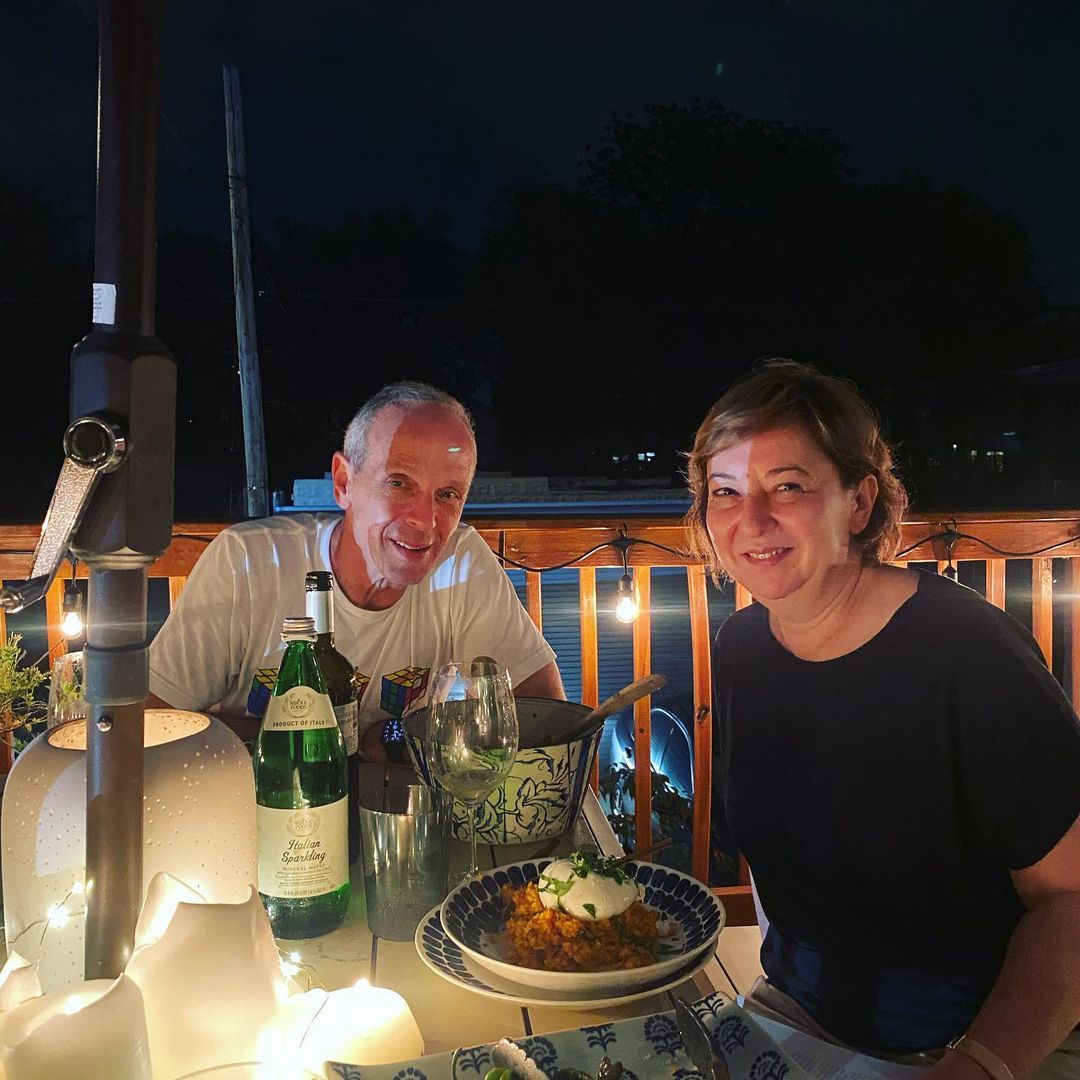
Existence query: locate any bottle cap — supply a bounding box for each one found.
[305,571,334,592]
[281,616,317,641]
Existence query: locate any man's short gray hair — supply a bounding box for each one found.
[343,381,476,466]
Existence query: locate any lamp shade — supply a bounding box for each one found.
[1,710,256,992]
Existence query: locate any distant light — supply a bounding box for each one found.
[952,444,957,450]
[714,60,725,77]
[1003,431,1017,437]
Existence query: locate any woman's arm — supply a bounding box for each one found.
[928,810,1080,1080]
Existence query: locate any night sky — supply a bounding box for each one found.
[5,0,1079,302]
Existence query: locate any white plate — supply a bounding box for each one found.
[415,904,716,1009]
[439,858,726,993]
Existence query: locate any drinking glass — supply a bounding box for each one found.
[47,651,86,728]
[425,660,519,880]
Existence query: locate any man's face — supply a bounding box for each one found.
[333,405,476,591]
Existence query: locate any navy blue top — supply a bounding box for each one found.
[712,571,1080,1053]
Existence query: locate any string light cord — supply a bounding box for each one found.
[496,527,689,573]
[893,525,1080,562]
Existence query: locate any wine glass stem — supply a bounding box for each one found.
[468,803,479,876]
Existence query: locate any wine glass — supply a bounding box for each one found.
[425,659,519,880]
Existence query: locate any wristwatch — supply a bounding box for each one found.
[946,1035,1014,1080]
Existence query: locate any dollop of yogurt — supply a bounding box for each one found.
[537,856,642,920]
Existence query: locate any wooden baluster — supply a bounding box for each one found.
[687,565,713,883]
[168,576,188,610]
[45,577,67,664]
[1032,558,1053,667]
[578,567,600,791]
[987,559,1006,610]
[936,561,950,577]
[734,582,752,610]
[632,568,652,855]
[1071,561,1080,714]
[525,571,542,631]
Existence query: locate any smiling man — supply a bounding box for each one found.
[148,382,563,758]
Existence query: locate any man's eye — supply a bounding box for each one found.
[438,489,462,502]
[774,482,803,493]
[387,477,406,489]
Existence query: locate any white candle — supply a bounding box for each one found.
[298,980,424,1074]
[0,975,151,1080]
[125,873,286,1078]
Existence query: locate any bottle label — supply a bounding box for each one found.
[257,797,349,899]
[306,590,334,634]
[334,699,359,756]
[262,686,337,731]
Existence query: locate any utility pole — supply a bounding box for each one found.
[223,64,269,519]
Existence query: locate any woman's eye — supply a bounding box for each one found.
[709,487,738,499]
[774,482,803,493]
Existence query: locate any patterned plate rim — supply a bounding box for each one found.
[413,904,719,1009]
[439,858,726,988]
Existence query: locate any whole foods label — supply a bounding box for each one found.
[257,798,348,899]
[262,686,337,731]
[334,699,359,756]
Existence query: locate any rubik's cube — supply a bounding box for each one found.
[246,667,279,718]
[379,666,429,718]
[355,671,371,701]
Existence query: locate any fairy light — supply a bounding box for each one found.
[615,573,639,623]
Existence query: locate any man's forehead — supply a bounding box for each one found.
[373,405,476,468]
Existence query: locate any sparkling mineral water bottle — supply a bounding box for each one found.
[255,615,349,937]
[305,570,361,864]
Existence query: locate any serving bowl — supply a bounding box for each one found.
[438,858,726,993]
[403,698,602,844]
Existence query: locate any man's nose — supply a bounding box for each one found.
[403,489,438,530]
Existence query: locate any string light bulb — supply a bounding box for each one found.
[61,582,84,638]
[615,572,639,623]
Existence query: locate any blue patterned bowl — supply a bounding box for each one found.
[403,698,602,844]
[438,858,726,993]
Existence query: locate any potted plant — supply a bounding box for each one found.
[0,632,47,769]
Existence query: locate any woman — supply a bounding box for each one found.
[686,360,1080,1078]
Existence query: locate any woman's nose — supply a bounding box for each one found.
[741,491,774,531]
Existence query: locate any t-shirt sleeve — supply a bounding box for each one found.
[953,602,1080,870]
[450,529,557,690]
[149,530,251,712]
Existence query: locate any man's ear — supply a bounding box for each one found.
[331,452,351,510]
[850,474,878,535]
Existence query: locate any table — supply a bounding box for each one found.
[285,790,743,1054]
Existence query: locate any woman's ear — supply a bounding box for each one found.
[850,474,878,535]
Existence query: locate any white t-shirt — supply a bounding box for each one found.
[149,514,555,732]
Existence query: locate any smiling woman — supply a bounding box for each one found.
[684,360,1080,1075]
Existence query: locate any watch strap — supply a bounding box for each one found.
[946,1035,1014,1080]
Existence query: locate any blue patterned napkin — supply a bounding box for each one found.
[327,992,814,1080]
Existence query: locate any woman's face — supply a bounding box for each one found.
[704,424,877,606]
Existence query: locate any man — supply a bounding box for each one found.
[148,382,564,758]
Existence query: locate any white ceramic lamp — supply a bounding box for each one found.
[0,709,256,992]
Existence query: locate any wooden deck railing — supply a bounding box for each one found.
[4,509,1080,926]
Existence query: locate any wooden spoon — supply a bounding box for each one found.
[581,673,667,727]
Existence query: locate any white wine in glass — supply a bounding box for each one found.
[426,660,519,879]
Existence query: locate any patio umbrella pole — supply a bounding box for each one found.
[74,0,177,980]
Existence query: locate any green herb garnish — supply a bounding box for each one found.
[582,903,597,918]
[538,873,575,897]
[569,850,631,885]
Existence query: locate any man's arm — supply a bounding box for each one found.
[926,810,1080,1080]
[514,661,565,700]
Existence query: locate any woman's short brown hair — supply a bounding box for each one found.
[685,359,908,581]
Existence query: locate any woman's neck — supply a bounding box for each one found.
[768,560,914,662]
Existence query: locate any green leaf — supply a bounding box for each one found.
[582,902,597,918]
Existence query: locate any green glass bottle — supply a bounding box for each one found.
[255,615,349,938]
[305,570,361,864]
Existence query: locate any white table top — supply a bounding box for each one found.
[283,789,739,1053]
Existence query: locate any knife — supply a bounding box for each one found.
[674,998,731,1080]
